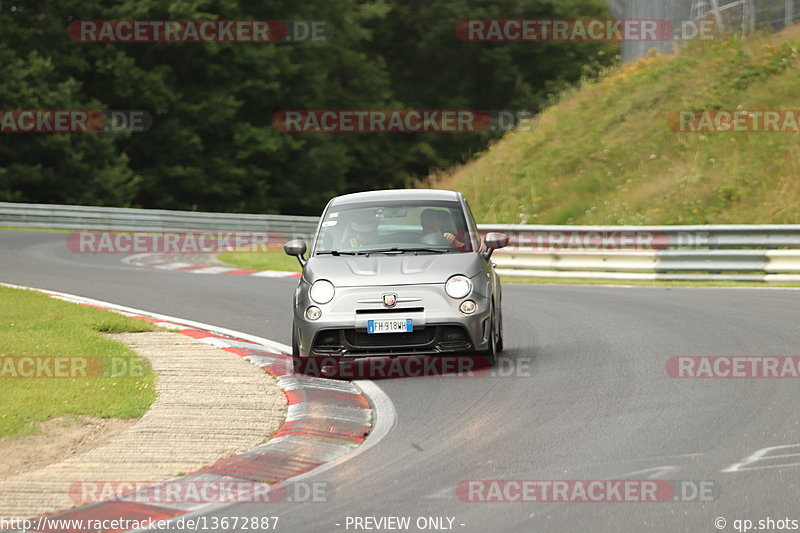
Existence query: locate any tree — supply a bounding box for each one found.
[0,0,615,214]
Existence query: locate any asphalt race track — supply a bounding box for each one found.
[2,229,800,533]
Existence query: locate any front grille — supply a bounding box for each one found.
[355,307,425,315]
[310,326,473,356]
[345,328,434,347]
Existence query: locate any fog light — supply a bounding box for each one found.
[460,300,477,315]
[306,306,322,320]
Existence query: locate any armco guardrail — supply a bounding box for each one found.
[2,202,800,282]
[481,224,800,282]
[0,201,319,238]
[478,224,800,249]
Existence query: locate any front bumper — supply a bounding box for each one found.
[293,283,492,357]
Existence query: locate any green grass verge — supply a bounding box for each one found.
[0,226,71,233]
[435,29,800,225]
[0,285,157,439]
[218,251,302,272]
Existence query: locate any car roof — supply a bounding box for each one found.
[329,189,462,206]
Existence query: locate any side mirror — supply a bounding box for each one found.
[483,232,509,258]
[284,239,307,266]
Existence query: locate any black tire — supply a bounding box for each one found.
[483,307,498,367]
[496,303,504,353]
[292,325,300,355]
[291,327,304,374]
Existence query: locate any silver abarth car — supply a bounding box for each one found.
[284,189,509,370]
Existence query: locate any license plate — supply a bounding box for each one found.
[367,319,413,334]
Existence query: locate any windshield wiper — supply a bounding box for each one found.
[366,247,450,254]
[316,250,367,256]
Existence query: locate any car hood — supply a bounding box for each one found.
[304,253,484,287]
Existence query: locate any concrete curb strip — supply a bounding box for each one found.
[0,332,286,521]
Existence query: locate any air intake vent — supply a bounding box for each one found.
[355,307,424,315]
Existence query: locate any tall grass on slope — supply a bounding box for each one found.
[434,30,800,225]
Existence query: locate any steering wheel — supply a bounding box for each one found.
[420,232,452,247]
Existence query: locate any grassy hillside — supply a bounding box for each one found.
[432,28,800,225]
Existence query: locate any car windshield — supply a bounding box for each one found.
[313,200,474,255]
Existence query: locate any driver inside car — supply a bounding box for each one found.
[346,211,380,249]
[420,209,465,249]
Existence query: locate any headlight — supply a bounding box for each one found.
[309,279,335,304]
[445,275,472,299]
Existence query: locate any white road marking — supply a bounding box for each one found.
[723,444,800,472]
[426,486,455,499]
[612,466,679,479]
